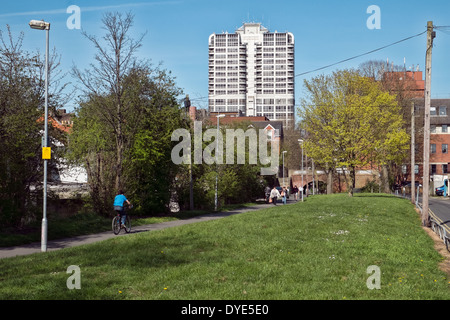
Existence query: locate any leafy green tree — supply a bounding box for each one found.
[0,25,66,226]
[69,12,186,215]
[359,59,423,189]
[172,119,268,211]
[124,73,186,214]
[299,69,409,196]
[208,120,267,208]
[70,67,185,215]
[68,96,117,214]
[72,12,146,193]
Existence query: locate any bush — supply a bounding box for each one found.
[360,179,381,193]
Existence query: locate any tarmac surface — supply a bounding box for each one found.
[402,193,450,231]
[0,201,287,259]
[429,196,450,232]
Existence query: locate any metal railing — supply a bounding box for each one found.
[429,211,450,251]
[396,190,450,252]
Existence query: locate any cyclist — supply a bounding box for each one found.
[114,190,131,228]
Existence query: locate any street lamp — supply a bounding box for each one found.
[282,151,287,187]
[312,159,315,195]
[215,114,225,211]
[29,19,50,30]
[298,139,304,202]
[30,19,50,252]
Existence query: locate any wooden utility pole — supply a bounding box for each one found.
[422,21,435,227]
[411,101,415,204]
[184,95,194,211]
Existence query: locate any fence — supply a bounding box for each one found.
[415,197,450,252]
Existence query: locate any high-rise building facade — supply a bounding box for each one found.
[208,23,295,128]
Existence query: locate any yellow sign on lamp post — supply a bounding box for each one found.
[42,147,51,160]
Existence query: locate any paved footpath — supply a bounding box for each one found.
[0,201,293,259]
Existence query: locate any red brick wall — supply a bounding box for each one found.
[430,133,450,175]
[290,170,380,193]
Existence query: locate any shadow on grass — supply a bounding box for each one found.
[353,193,406,199]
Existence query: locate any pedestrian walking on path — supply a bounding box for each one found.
[270,186,281,205]
[282,187,287,205]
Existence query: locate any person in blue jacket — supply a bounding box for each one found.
[114,190,131,227]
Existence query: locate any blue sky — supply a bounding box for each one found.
[1,0,449,112]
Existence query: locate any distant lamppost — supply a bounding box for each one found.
[298,139,304,202]
[312,158,315,195]
[215,114,225,211]
[29,19,50,252]
[282,151,287,187]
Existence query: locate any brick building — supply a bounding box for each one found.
[382,70,425,98]
[397,98,450,196]
[404,99,450,193]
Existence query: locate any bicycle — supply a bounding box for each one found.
[112,205,132,235]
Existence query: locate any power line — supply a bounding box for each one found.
[295,30,427,78]
[187,29,433,104]
[436,27,450,36]
[190,96,208,102]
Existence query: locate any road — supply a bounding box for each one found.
[402,193,450,236]
[429,197,450,234]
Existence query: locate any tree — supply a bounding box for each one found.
[68,96,117,214]
[359,59,424,187]
[171,119,269,211]
[0,25,67,226]
[124,69,185,214]
[280,125,302,170]
[219,121,266,205]
[298,73,339,195]
[72,12,146,193]
[299,69,409,196]
[70,12,186,215]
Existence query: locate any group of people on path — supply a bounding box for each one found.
[265,185,303,205]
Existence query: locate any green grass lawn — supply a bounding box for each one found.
[1,194,449,300]
[0,203,256,247]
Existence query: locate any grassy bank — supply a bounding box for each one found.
[1,194,449,299]
[0,203,255,247]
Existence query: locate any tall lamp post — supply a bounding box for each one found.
[298,139,304,202]
[215,114,225,211]
[282,151,287,187]
[29,19,50,252]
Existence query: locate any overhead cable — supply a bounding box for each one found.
[295,30,427,78]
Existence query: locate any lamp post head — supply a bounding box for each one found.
[29,20,50,30]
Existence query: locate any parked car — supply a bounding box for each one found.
[436,185,445,196]
[402,181,422,195]
[435,179,448,196]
